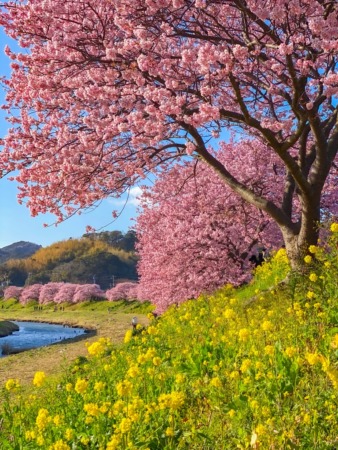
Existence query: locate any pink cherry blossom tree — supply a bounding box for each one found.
[136,140,283,311]
[20,284,42,305]
[39,282,65,305]
[106,282,139,302]
[3,286,23,301]
[54,283,78,304]
[1,1,338,268]
[72,284,106,303]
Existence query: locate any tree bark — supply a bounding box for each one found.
[281,194,321,270]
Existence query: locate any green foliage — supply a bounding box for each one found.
[0,298,21,310]
[83,230,137,253]
[1,226,338,449]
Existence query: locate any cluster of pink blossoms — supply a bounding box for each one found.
[136,140,283,313]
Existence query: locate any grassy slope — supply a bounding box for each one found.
[0,232,338,449]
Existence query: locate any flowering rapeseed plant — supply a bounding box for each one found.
[1,228,338,448]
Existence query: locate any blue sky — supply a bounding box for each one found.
[0,27,138,249]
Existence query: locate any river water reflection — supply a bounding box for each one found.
[0,321,86,357]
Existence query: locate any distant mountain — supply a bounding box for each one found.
[0,241,42,264]
[0,232,138,289]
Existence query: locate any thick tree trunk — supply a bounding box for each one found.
[281,195,321,271]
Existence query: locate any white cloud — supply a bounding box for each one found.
[128,186,143,206]
[108,186,143,208]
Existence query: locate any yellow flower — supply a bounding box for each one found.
[305,352,321,365]
[106,435,121,450]
[94,381,106,391]
[309,273,318,282]
[127,365,140,378]
[307,291,315,299]
[124,329,133,344]
[255,424,267,435]
[36,436,45,446]
[261,320,273,332]
[326,368,338,388]
[64,428,74,441]
[25,430,36,441]
[116,380,133,397]
[33,371,46,387]
[264,345,275,356]
[330,222,338,232]
[147,326,158,335]
[302,413,311,424]
[250,399,259,410]
[145,347,156,360]
[75,378,88,394]
[65,383,73,392]
[304,255,312,264]
[158,392,185,410]
[175,373,185,384]
[53,414,63,426]
[36,408,50,431]
[87,340,105,357]
[50,440,71,450]
[100,401,111,414]
[152,356,161,366]
[5,378,20,391]
[84,403,100,417]
[230,370,240,379]
[308,245,318,254]
[80,436,90,445]
[119,417,132,434]
[331,334,338,349]
[165,427,175,437]
[210,376,222,388]
[137,353,147,364]
[284,346,297,358]
[238,328,250,342]
[228,409,236,417]
[223,308,236,319]
[240,359,252,372]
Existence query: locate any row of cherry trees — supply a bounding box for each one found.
[2,282,139,305]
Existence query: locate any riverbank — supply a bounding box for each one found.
[0,320,19,337]
[0,299,151,386]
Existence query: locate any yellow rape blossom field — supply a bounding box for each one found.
[1,225,338,449]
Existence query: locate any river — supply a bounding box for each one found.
[0,321,86,357]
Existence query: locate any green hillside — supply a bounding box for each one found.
[0,231,137,289]
[0,227,338,449]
